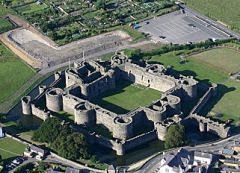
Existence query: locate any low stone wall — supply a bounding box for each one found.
[5,134,105,172]
[5,133,30,145]
[190,84,217,115]
[50,152,106,173]
[1,33,43,68]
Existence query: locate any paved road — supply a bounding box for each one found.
[137,134,240,173]
[38,40,151,75]
[10,155,97,173]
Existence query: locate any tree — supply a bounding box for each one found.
[32,117,63,143]
[32,117,89,160]
[164,124,185,149]
[51,132,89,160]
[95,0,106,9]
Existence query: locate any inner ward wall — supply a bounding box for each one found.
[124,63,176,92]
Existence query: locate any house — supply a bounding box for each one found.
[108,165,116,173]
[222,149,235,158]
[0,126,4,138]
[220,158,240,169]
[232,141,240,153]
[65,167,80,173]
[46,168,64,173]
[159,149,217,173]
[29,145,45,157]
[194,151,213,165]
[233,145,240,153]
[24,145,46,160]
[159,148,194,173]
[221,167,240,173]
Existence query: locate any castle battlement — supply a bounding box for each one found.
[21,51,202,155]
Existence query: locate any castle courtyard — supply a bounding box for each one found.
[93,80,161,114]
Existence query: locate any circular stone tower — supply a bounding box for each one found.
[166,95,181,112]
[156,122,168,141]
[21,96,32,115]
[46,88,63,112]
[39,85,47,94]
[181,77,198,99]
[113,117,133,140]
[151,104,167,122]
[74,103,96,126]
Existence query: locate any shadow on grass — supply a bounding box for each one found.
[86,124,113,139]
[93,99,129,114]
[51,112,74,123]
[201,84,236,118]
[1,114,42,135]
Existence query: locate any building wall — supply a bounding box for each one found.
[31,104,50,121]
[124,62,176,92]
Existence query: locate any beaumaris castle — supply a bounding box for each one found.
[21,52,230,155]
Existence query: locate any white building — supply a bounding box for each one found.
[0,126,4,138]
[158,149,214,173]
[194,151,213,165]
[159,149,193,173]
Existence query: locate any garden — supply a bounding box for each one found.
[2,0,177,44]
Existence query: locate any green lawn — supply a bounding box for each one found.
[0,42,36,103]
[148,47,240,123]
[185,0,240,33]
[0,4,15,33]
[0,18,13,34]
[0,137,26,161]
[0,5,14,17]
[149,51,227,83]
[94,80,161,114]
[192,48,240,74]
[119,26,146,42]
[16,2,47,15]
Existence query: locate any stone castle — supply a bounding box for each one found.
[21,52,230,155]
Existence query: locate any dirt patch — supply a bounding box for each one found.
[4,27,131,69]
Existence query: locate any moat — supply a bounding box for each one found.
[2,51,231,168]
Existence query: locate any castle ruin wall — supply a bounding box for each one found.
[124,62,177,92]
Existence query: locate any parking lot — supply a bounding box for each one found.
[138,10,230,44]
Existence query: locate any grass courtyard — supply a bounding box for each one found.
[94,80,161,114]
[184,0,240,33]
[147,47,240,123]
[0,42,36,103]
[0,137,26,162]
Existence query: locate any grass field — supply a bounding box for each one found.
[185,0,240,33]
[0,4,15,33]
[148,47,240,123]
[119,26,146,42]
[0,42,36,103]
[0,18,13,34]
[94,80,161,114]
[0,5,14,17]
[192,48,240,74]
[0,137,26,161]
